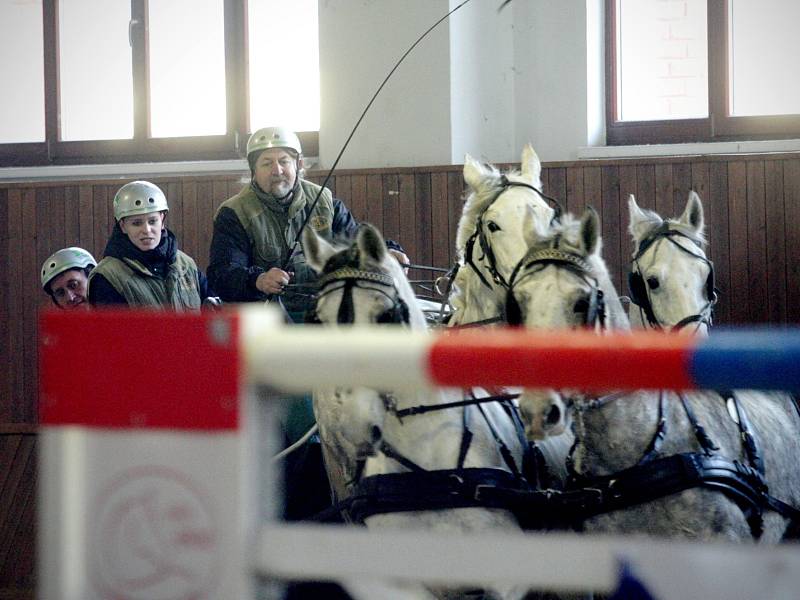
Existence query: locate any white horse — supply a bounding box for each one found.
[303,223,534,600]
[448,144,556,327]
[627,191,717,334]
[512,210,800,542]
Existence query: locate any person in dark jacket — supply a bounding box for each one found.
[89,180,211,309]
[208,125,407,321]
[41,247,97,310]
[207,127,408,535]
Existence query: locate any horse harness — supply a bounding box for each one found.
[463,177,563,296]
[305,245,410,325]
[498,246,799,537]
[504,242,606,329]
[628,221,718,331]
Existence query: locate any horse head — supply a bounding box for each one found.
[303,223,427,473]
[628,191,716,335]
[449,144,557,325]
[508,208,630,439]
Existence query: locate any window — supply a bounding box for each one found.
[0,0,320,167]
[606,0,800,145]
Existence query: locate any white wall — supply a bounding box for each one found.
[449,0,516,164]
[318,0,601,167]
[318,0,452,169]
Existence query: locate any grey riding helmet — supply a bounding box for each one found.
[41,247,97,290]
[246,127,302,172]
[113,180,169,221]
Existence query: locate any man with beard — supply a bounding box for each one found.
[208,126,408,529]
[208,125,407,320]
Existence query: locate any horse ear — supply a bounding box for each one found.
[463,154,484,191]
[520,143,542,187]
[580,206,600,256]
[680,191,705,235]
[302,226,337,273]
[357,223,387,265]
[627,194,660,244]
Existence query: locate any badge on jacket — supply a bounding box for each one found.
[309,215,330,231]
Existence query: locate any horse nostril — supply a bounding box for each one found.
[545,404,561,426]
[371,425,382,443]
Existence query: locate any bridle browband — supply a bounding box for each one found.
[629,221,718,332]
[505,244,606,329]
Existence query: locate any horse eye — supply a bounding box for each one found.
[486,221,501,233]
[573,298,589,314]
[646,276,660,290]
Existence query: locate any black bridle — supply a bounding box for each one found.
[628,222,718,332]
[463,177,563,293]
[504,243,606,329]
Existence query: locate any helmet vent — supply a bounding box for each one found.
[50,262,56,269]
[135,200,142,206]
[148,197,155,204]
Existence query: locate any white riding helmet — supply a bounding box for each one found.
[41,247,97,290]
[246,126,302,158]
[113,180,169,221]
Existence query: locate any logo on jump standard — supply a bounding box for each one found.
[89,466,221,600]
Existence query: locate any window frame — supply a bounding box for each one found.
[605,0,800,146]
[0,0,318,167]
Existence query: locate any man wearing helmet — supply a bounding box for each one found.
[208,125,408,320]
[41,247,97,310]
[88,180,211,309]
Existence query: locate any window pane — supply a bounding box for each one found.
[0,0,44,142]
[729,0,800,117]
[149,0,226,138]
[617,0,708,121]
[59,0,133,141]
[248,0,319,132]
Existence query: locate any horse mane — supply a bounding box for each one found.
[530,213,631,331]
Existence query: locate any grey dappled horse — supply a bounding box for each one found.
[627,191,717,334]
[303,223,535,600]
[511,210,800,542]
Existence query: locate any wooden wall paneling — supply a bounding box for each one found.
[671,162,692,218]
[413,172,434,275]
[0,435,35,589]
[745,161,768,323]
[105,185,118,238]
[446,172,464,268]
[0,189,9,422]
[396,173,418,275]
[197,181,216,271]
[78,186,95,257]
[784,159,800,323]
[365,174,383,230]
[381,173,400,245]
[618,164,638,263]
[349,175,367,222]
[634,164,656,211]
[181,181,199,265]
[366,175,383,229]
[48,187,66,255]
[565,166,585,215]
[764,160,787,323]
[654,163,674,217]
[7,190,23,425]
[430,173,450,269]
[91,186,110,260]
[63,187,81,248]
[333,175,352,220]
[547,167,567,209]
[582,166,602,216]
[21,190,37,424]
[166,182,184,245]
[600,166,622,293]
[727,161,750,323]
[707,161,731,324]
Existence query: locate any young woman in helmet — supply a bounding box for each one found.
[88,180,211,309]
[41,247,97,310]
[208,125,408,322]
